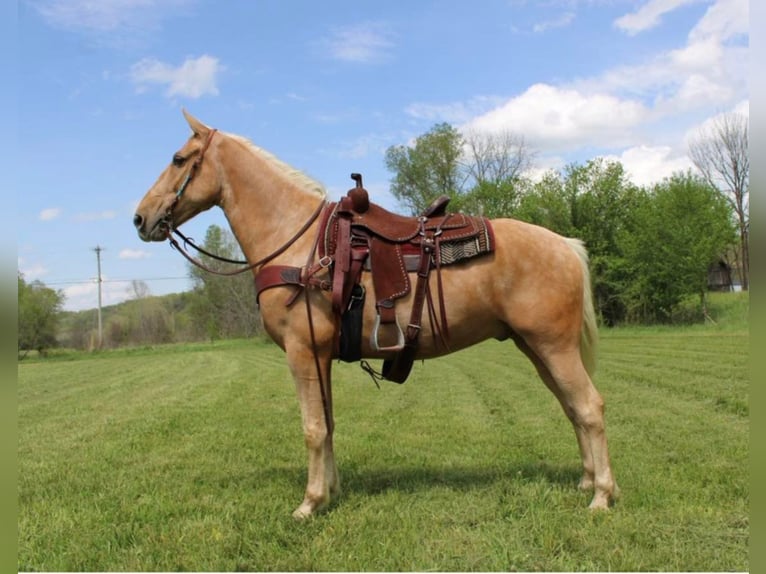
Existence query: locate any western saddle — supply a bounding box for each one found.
[255,174,494,383]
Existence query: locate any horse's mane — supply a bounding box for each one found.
[225,133,327,198]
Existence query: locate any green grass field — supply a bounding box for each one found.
[18,294,749,571]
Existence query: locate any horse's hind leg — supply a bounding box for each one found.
[513,336,617,509]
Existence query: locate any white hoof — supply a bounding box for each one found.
[292,504,314,520]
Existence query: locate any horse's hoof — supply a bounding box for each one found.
[292,495,328,520]
[292,505,314,521]
[588,491,616,510]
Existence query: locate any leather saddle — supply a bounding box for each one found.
[318,174,495,382]
[254,174,494,384]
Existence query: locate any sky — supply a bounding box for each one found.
[14,0,748,312]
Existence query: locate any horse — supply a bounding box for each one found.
[133,110,618,519]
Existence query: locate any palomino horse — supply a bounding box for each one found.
[134,110,618,518]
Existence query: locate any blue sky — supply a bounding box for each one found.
[15,0,748,311]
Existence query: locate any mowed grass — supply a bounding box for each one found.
[19,304,748,571]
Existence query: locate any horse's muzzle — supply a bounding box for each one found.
[133,212,170,242]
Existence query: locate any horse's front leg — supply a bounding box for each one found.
[287,343,338,519]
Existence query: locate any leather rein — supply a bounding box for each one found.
[162,128,327,276]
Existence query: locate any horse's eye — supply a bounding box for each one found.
[172,154,186,167]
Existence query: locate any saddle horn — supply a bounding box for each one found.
[347,173,369,213]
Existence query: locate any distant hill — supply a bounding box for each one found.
[58,291,201,350]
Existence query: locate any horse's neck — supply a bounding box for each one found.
[217,137,325,266]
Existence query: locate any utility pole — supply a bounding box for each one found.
[94,245,104,349]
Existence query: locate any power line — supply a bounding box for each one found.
[42,276,191,286]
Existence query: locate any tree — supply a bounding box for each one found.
[688,112,749,289]
[121,280,173,346]
[519,162,734,324]
[566,160,647,325]
[188,225,261,340]
[60,309,97,350]
[129,279,150,300]
[384,123,464,214]
[515,170,576,237]
[462,129,534,185]
[385,124,536,217]
[18,274,65,358]
[617,172,736,322]
[514,159,640,325]
[452,178,525,219]
[455,129,535,217]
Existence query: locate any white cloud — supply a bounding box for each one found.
[464,83,649,152]
[732,99,749,117]
[689,0,748,43]
[61,282,101,311]
[130,55,222,99]
[602,145,693,186]
[18,258,49,280]
[313,112,344,124]
[286,92,308,102]
[32,0,195,47]
[400,0,746,186]
[62,281,97,299]
[334,133,394,160]
[614,0,698,35]
[581,36,743,107]
[119,248,151,260]
[34,0,159,31]
[584,46,745,117]
[670,72,733,108]
[525,154,569,182]
[74,210,117,222]
[601,100,749,189]
[406,96,505,124]
[39,207,61,221]
[61,279,129,311]
[683,99,749,145]
[490,0,746,138]
[601,0,748,109]
[671,36,723,71]
[323,22,395,63]
[533,11,575,33]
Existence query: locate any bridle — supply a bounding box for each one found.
[165,127,219,222]
[162,128,327,276]
[157,127,217,246]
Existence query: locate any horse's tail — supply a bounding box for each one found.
[565,238,598,377]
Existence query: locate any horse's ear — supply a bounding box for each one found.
[182,108,210,138]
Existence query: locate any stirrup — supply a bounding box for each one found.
[370,313,405,352]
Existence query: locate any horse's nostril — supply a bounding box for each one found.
[133,214,143,229]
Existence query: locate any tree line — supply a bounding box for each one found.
[18,113,747,355]
[19,226,263,356]
[386,116,746,325]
